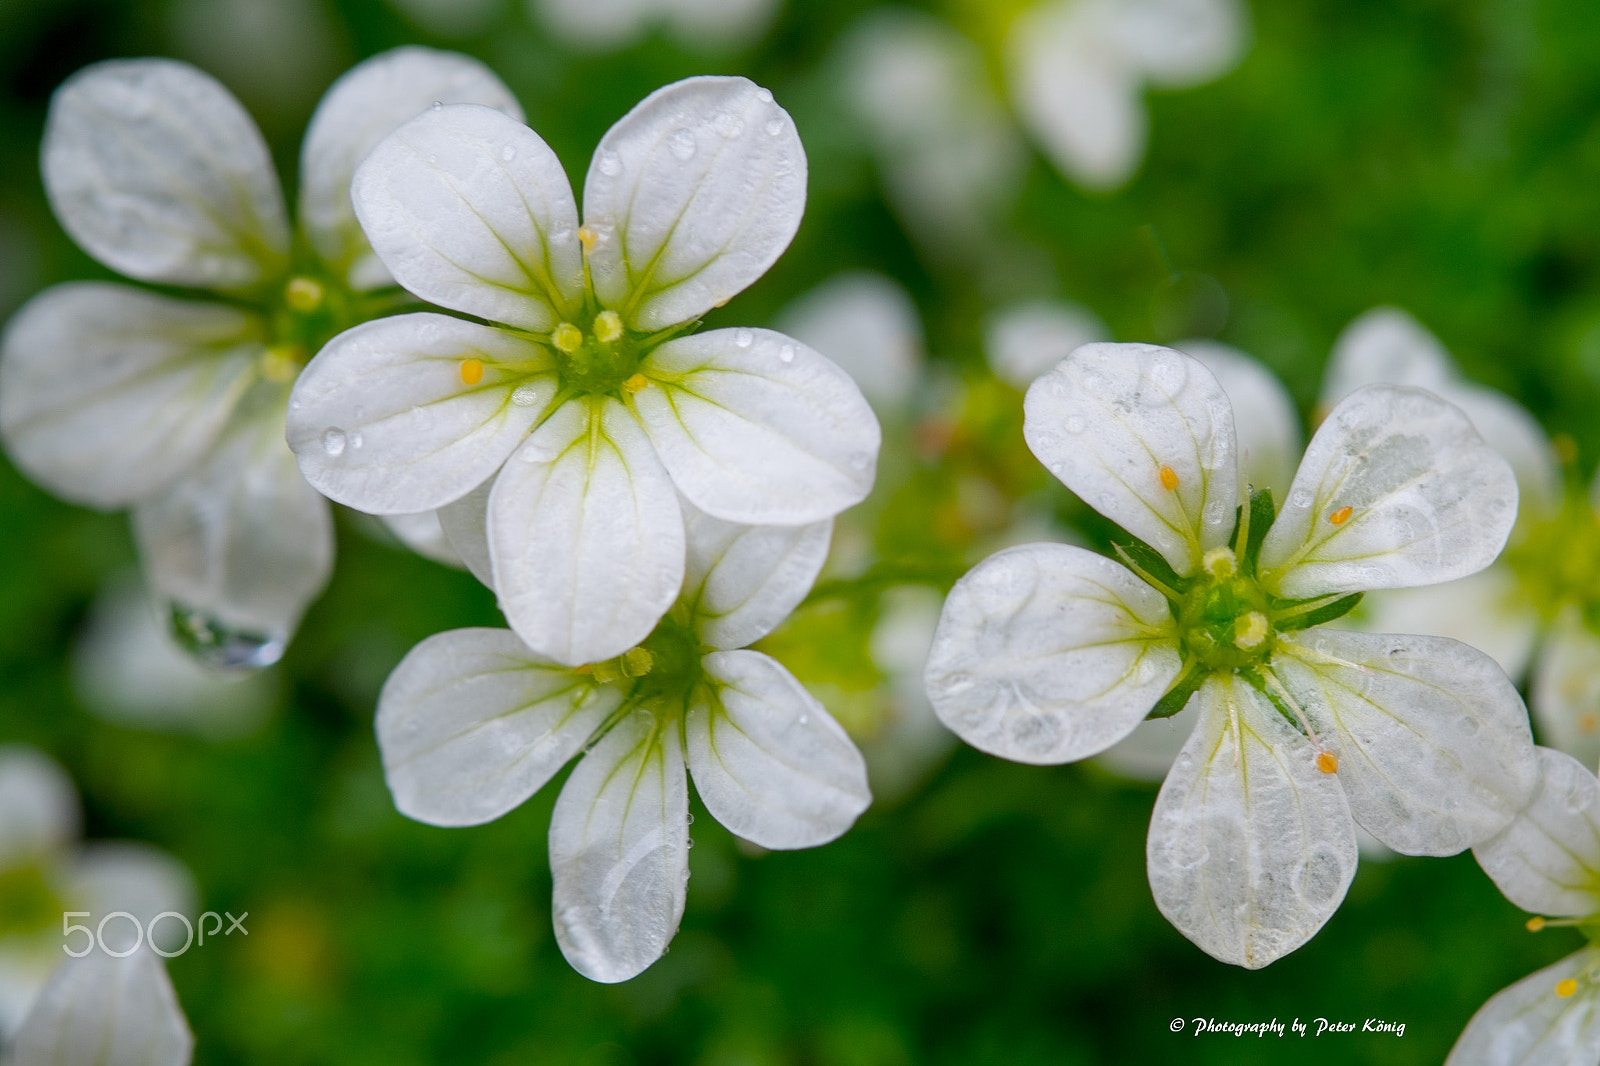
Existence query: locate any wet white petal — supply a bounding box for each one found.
[983,299,1109,391]
[377,627,620,827]
[632,328,879,524]
[287,313,554,515]
[438,476,495,589]
[489,399,684,666]
[1147,674,1358,969]
[0,283,259,509]
[380,511,464,568]
[1258,386,1519,597]
[1446,947,1600,1066]
[1473,747,1600,918]
[299,46,522,290]
[1274,630,1537,855]
[1532,608,1600,771]
[687,649,870,848]
[1177,338,1300,496]
[549,710,689,983]
[0,746,80,869]
[776,272,923,410]
[1024,343,1238,576]
[681,502,831,649]
[133,400,334,654]
[924,543,1181,764]
[583,76,805,330]
[353,104,583,331]
[1359,567,1540,680]
[42,59,287,289]
[68,842,198,954]
[11,951,192,1066]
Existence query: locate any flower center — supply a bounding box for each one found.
[1177,548,1276,671]
[1505,490,1600,624]
[263,274,354,381]
[579,614,705,710]
[551,310,649,397]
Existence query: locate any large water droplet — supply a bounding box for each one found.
[734,328,754,348]
[669,129,697,160]
[512,384,541,407]
[322,428,347,456]
[167,604,286,671]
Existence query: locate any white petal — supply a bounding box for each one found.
[1321,306,1454,407]
[776,272,924,410]
[299,46,523,290]
[1096,702,1200,782]
[11,952,192,1066]
[1147,674,1358,969]
[1024,343,1238,576]
[664,0,778,46]
[1472,747,1600,918]
[438,476,495,589]
[1446,947,1600,1066]
[1359,567,1540,680]
[1273,629,1537,855]
[133,399,333,656]
[380,511,463,568]
[924,543,1182,764]
[1532,608,1600,771]
[0,283,259,509]
[42,59,288,290]
[549,709,689,983]
[1258,386,1519,597]
[681,501,831,649]
[287,313,555,514]
[0,746,79,869]
[352,104,583,331]
[376,628,620,827]
[632,328,880,524]
[489,399,684,666]
[687,649,870,848]
[535,0,650,48]
[67,843,197,954]
[1176,338,1301,496]
[983,299,1109,391]
[1440,382,1562,522]
[1109,0,1247,87]
[583,76,806,330]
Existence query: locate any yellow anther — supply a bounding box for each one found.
[1202,547,1236,578]
[552,323,583,353]
[573,664,593,677]
[590,660,624,685]
[1233,611,1270,650]
[593,310,624,343]
[259,345,301,383]
[1158,465,1180,491]
[285,277,325,313]
[1315,751,1339,774]
[578,226,598,253]
[623,373,650,395]
[621,647,654,678]
[1557,978,1579,998]
[459,358,484,386]
[1329,506,1353,526]
[1527,916,1547,932]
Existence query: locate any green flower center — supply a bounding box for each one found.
[260,273,356,383]
[1176,548,1276,671]
[0,863,64,938]
[550,310,647,396]
[582,614,706,712]
[1505,491,1600,626]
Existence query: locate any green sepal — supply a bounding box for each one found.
[1231,487,1276,576]
[1112,537,1192,600]
[1147,660,1209,720]
[1272,591,1364,632]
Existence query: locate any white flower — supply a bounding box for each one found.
[375,503,869,982]
[1448,747,1600,1064]
[924,342,1536,968]
[0,746,194,1036]
[983,299,1110,392]
[0,48,522,667]
[533,0,778,50]
[777,271,924,412]
[287,76,880,668]
[10,950,192,1066]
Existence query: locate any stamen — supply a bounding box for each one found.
[259,345,301,383]
[284,277,324,313]
[621,647,654,677]
[1315,751,1339,774]
[1234,611,1270,650]
[553,324,583,354]
[459,358,484,386]
[1202,547,1236,578]
[622,373,649,394]
[593,310,624,343]
[578,226,599,253]
[1329,506,1353,526]
[1527,916,1547,932]
[1557,978,1579,998]
[1159,465,1180,491]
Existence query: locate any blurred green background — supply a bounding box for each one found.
[5,0,1600,1062]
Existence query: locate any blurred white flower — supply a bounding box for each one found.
[925,342,1533,968]
[859,585,956,802]
[390,0,502,37]
[10,950,192,1066]
[532,0,778,50]
[983,299,1109,391]
[376,505,868,982]
[287,76,879,667]
[0,48,521,668]
[778,272,924,412]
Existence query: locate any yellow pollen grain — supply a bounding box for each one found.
[459,358,484,386]
[1329,506,1353,526]
[285,277,324,313]
[1527,916,1547,932]
[553,323,583,353]
[1315,751,1339,774]
[1557,978,1579,998]
[578,226,598,253]
[1158,465,1180,491]
[623,373,649,394]
[1233,612,1269,650]
[594,310,624,343]
[621,647,654,677]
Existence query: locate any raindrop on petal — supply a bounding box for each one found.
[734,328,754,348]
[323,428,347,456]
[166,603,286,671]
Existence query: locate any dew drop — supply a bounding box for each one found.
[669,129,697,160]
[755,88,774,103]
[322,428,347,456]
[500,144,516,162]
[686,812,695,825]
[1063,415,1085,433]
[1457,716,1481,736]
[350,431,364,450]
[1204,500,1228,523]
[685,837,695,849]
[712,111,744,138]
[512,384,541,407]
[798,714,809,725]
[427,154,438,165]
[734,328,754,348]
[431,100,442,110]
[764,118,784,137]
[778,344,795,363]
[597,150,622,176]
[1291,489,1313,508]
[552,228,572,244]
[166,604,286,671]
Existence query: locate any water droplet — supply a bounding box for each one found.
[686,812,695,825]
[552,228,572,244]
[1063,415,1085,433]
[431,100,442,110]
[685,837,695,849]
[512,384,541,407]
[755,88,774,103]
[764,118,784,137]
[669,129,697,160]
[734,328,754,348]
[500,144,516,162]
[798,714,809,725]
[1204,500,1228,523]
[778,344,795,363]
[712,111,744,138]
[427,154,438,165]
[322,428,347,456]
[349,431,364,450]
[597,150,622,176]
[1457,716,1481,736]
[1291,489,1313,508]
[166,604,286,671]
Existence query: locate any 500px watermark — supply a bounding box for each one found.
[1170,1016,1405,1037]
[61,910,248,958]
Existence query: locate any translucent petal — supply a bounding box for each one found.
[489,400,684,666]
[1147,674,1358,969]
[1532,608,1600,772]
[0,283,259,509]
[687,649,870,848]
[298,46,522,290]
[133,399,334,648]
[1446,947,1600,1066]
[776,272,924,410]
[1177,338,1300,497]
[67,843,197,954]
[438,476,495,589]
[1258,386,1519,597]
[380,511,464,568]
[376,627,620,827]
[352,104,583,331]
[583,76,806,330]
[42,58,288,289]
[10,952,192,1066]
[0,746,79,869]
[983,299,1109,391]
[1023,342,1238,576]
[1360,567,1539,681]
[924,543,1182,764]
[287,313,555,514]
[681,501,831,649]
[549,710,689,983]
[632,328,879,524]
[1273,630,1537,855]
[1473,747,1600,918]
